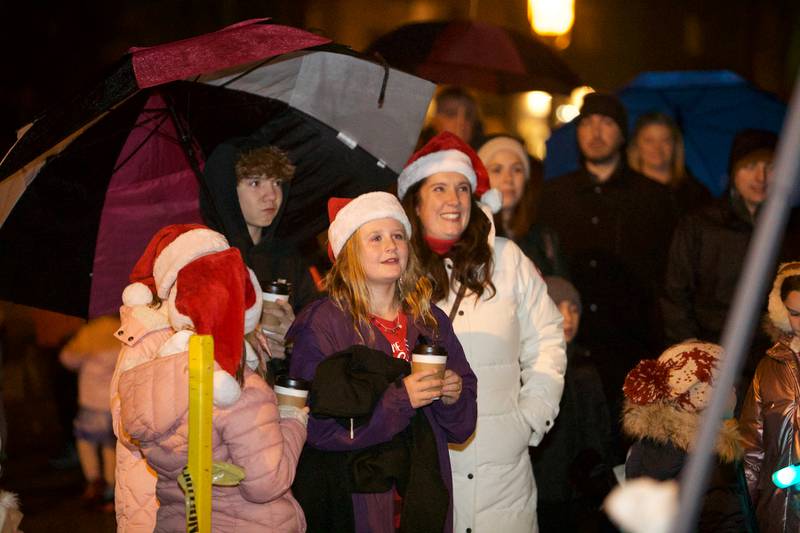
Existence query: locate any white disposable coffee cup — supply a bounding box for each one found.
[274,377,310,409]
[263,292,289,303]
[411,352,447,399]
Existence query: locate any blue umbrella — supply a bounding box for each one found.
[543,70,786,196]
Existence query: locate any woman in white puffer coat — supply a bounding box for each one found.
[397,132,567,533]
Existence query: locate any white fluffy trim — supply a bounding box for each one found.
[153,228,229,298]
[122,282,153,306]
[397,149,477,200]
[328,192,411,259]
[604,478,678,533]
[768,262,800,334]
[214,369,241,407]
[244,268,262,334]
[158,330,193,357]
[480,188,503,214]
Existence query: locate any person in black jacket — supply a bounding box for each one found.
[539,93,678,460]
[532,276,615,533]
[659,129,800,393]
[201,142,320,360]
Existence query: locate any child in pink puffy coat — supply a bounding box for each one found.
[114,224,308,532]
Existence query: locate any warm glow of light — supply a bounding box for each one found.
[570,86,594,108]
[525,91,552,118]
[528,0,575,37]
[555,104,579,123]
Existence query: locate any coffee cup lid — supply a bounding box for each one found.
[265,279,291,295]
[275,376,310,390]
[413,343,447,356]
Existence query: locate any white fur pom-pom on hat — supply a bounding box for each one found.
[122,282,153,307]
[214,368,242,407]
[480,188,503,214]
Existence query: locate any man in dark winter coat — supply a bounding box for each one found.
[200,141,320,358]
[539,94,678,452]
[660,129,800,391]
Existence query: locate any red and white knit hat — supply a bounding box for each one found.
[397,132,502,213]
[327,191,411,260]
[623,341,723,412]
[767,262,800,335]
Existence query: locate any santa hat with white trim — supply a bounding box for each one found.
[327,191,412,261]
[123,224,262,406]
[397,131,502,213]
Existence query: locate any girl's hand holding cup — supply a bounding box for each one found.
[439,370,463,405]
[403,370,445,408]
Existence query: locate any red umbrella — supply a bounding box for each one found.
[366,19,581,94]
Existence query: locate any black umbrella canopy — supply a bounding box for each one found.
[366,19,582,94]
[0,19,434,317]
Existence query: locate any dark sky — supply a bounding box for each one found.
[0,1,308,150]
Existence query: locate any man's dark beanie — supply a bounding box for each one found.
[578,93,628,140]
[728,129,778,176]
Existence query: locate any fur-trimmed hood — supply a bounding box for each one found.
[622,400,742,463]
[765,261,800,340]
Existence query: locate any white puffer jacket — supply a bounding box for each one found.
[441,236,566,533]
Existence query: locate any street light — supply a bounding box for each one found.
[528,0,575,37]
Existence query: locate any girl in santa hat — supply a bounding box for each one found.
[396,132,567,533]
[288,191,477,533]
[112,224,308,532]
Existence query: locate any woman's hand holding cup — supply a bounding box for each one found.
[404,369,444,408]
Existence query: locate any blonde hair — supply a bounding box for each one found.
[324,227,438,342]
[627,112,687,188]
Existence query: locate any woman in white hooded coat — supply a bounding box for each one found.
[397,132,567,533]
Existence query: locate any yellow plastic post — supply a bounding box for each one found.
[188,334,214,533]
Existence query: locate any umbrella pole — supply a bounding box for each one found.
[162,92,226,227]
[669,72,800,533]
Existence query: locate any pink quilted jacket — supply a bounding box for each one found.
[112,305,172,532]
[118,351,307,532]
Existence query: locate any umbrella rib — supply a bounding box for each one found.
[217,57,279,89]
[111,113,171,174]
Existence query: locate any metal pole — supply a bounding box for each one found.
[669,73,800,533]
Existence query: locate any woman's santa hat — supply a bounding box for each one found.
[767,261,800,335]
[327,191,411,260]
[397,131,502,213]
[123,224,262,406]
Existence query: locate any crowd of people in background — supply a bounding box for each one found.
[3,82,798,533]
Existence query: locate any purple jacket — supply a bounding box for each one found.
[288,299,477,533]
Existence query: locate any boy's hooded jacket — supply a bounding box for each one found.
[200,137,318,312]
